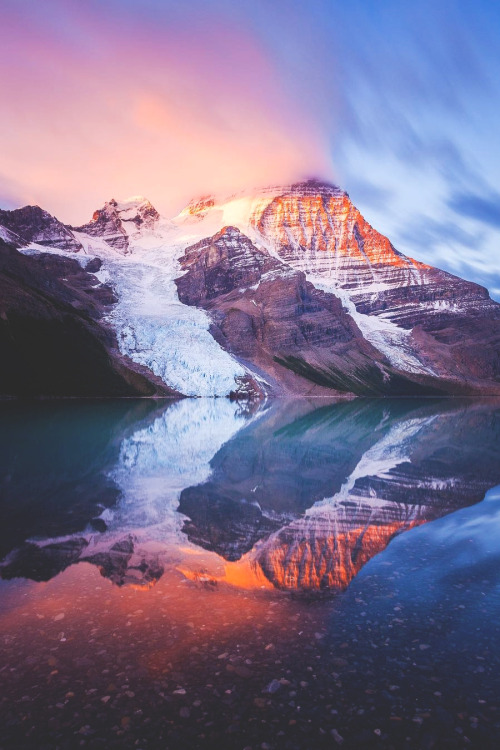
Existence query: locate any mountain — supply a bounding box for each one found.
[1,180,500,397]
[72,196,160,253]
[175,181,500,393]
[0,205,82,252]
[0,239,176,397]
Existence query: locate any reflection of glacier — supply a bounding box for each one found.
[0,399,251,587]
[110,398,248,528]
[79,399,250,586]
[3,399,500,593]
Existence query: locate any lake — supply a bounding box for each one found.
[1,397,500,749]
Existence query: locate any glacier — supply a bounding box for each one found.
[102,244,246,397]
[12,182,497,397]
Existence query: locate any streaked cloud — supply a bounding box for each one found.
[448,191,500,230]
[1,0,500,296]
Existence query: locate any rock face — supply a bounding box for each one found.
[176,226,442,396]
[0,205,82,251]
[249,181,500,390]
[74,196,160,252]
[0,239,175,397]
[2,180,500,397]
[253,181,428,289]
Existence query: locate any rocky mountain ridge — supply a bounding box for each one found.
[1,180,500,397]
[0,205,83,252]
[73,196,160,253]
[0,238,177,397]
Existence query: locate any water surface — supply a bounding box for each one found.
[1,398,500,749]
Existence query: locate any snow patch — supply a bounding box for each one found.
[308,274,436,376]
[309,415,436,515]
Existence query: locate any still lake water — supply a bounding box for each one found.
[1,398,500,749]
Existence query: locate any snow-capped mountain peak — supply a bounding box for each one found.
[3,177,500,399]
[0,204,83,252]
[74,196,160,252]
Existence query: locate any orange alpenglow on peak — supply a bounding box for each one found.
[255,183,429,273]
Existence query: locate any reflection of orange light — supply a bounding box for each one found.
[222,558,274,590]
[257,521,422,592]
[0,561,310,692]
[177,556,274,591]
[177,546,205,556]
[177,521,423,595]
[129,580,157,591]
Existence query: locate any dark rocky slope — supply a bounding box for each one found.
[0,205,82,251]
[0,240,176,397]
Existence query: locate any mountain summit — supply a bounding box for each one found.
[0,205,83,252]
[74,196,160,252]
[1,179,500,397]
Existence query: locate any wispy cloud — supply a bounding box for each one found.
[1,0,500,297]
[398,215,483,252]
[448,191,500,229]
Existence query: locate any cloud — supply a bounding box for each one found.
[343,179,395,212]
[385,210,500,301]
[397,214,482,251]
[447,191,500,229]
[0,0,331,223]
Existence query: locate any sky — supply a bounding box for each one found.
[1,0,500,295]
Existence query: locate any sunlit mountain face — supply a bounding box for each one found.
[2,398,500,595]
[3,181,500,400]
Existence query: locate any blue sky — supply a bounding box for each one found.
[1,0,500,295]
[247,0,500,296]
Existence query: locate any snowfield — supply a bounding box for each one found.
[307,275,437,376]
[16,189,441,395]
[102,241,246,397]
[81,193,289,397]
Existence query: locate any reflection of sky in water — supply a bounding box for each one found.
[357,484,500,603]
[326,484,500,724]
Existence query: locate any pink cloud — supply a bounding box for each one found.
[0,1,332,223]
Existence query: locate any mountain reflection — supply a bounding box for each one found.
[2,398,500,596]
